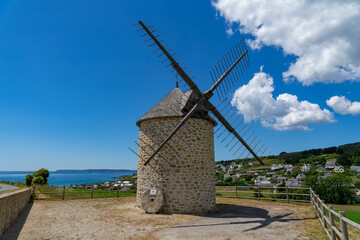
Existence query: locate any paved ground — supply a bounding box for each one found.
[0,183,18,192]
[3,197,322,240]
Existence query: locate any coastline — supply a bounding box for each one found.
[0,169,137,187]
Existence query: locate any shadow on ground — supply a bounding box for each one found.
[2,202,33,240]
[171,204,315,232]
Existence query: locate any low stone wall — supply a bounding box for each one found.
[0,188,31,238]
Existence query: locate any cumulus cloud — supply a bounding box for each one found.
[231,68,335,130]
[326,96,360,115]
[212,0,360,85]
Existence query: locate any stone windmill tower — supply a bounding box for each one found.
[130,20,271,214]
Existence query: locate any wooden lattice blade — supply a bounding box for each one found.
[138,20,202,97]
[204,100,264,165]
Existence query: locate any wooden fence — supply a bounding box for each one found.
[32,186,135,200]
[216,185,311,203]
[310,188,360,240]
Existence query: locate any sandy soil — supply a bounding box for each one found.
[3,197,323,240]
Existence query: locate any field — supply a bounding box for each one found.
[34,186,136,199]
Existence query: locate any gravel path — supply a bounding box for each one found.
[3,197,318,240]
[0,183,18,192]
[154,203,309,240]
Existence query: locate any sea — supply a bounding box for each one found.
[0,169,137,186]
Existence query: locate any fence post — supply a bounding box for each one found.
[91,185,94,198]
[322,204,327,229]
[329,206,336,240]
[32,186,36,199]
[339,211,349,240]
[116,186,119,197]
[62,186,66,200]
[257,185,260,200]
[317,196,321,216]
[286,186,289,203]
[235,185,237,198]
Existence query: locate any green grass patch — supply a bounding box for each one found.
[35,187,136,199]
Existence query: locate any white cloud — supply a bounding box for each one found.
[212,0,360,85]
[326,96,360,115]
[231,68,335,130]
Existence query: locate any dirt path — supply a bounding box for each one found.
[0,183,18,192]
[3,197,325,240]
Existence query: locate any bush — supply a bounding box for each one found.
[25,168,50,186]
[33,168,49,184]
[32,176,45,185]
[224,177,233,183]
[25,174,33,186]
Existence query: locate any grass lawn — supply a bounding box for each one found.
[338,210,360,224]
[326,204,360,224]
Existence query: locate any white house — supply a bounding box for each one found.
[316,167,326,173]
[236,164,243,170]
[285,165,294,173]
[320,172,333,179]
[271,164,284,171]
[296,174,306,181]
[350,166,360,172]
[325,161,336,169]
[254,176,268,186]
[285,178,302,187]
[334,166,344,172]
[224,173,231,180]
[301,164,311,172]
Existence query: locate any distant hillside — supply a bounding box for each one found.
[216,142,360,167]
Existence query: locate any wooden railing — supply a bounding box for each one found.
[216,185,311,203]
[32,186,135,200]
[310,188,360,240]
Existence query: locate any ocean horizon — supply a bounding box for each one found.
[0,169,137,186]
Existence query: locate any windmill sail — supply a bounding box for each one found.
[133,20,269,166]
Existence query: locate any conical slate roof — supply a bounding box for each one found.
[136,87,217,126]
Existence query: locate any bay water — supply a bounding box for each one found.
[0,170,137,186]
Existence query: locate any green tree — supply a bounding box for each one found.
[336,148,345,155]
[305,174,355,204]
[355,181,360,189]
[337,154,352,166]
[323,146,337,154]
[25,174,33,186]
[354,156,360,166]
[32,176,45,185]
[33,168,49,184]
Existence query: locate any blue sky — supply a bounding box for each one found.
[1,0,359,171]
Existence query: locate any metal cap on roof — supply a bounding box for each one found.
[136,87,217,126]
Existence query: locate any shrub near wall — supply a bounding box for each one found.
[0,188,31,238]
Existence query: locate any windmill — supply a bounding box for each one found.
[130,20,271,213]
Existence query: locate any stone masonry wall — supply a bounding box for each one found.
[0,188,31,238]
[136,117,216,213]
